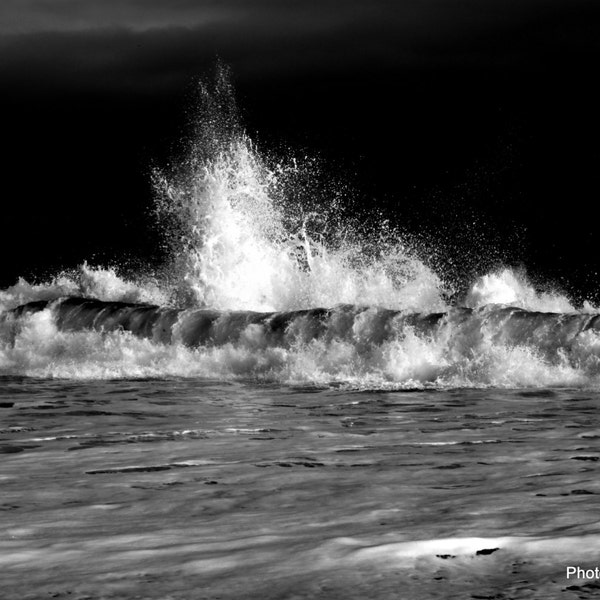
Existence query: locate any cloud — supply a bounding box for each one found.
[1,0,424,36]
[1,0,583,36]
[1,0,228,34]
[0,0,598,98]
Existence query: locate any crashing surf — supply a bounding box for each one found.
[1,66,598,387]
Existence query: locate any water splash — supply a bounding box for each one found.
[0,263,167,313]
[152,65,445,312]
[465,268,574,312]
[2,64,599,387]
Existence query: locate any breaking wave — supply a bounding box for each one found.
[0,291,599,387]
[1,66,598,387]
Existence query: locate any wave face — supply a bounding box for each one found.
[1,66,599,387]
[3,296,600,387]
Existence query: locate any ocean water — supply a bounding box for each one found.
[1,381,600,599]
[2,70,600,598]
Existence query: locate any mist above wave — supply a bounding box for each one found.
[150,85,444,313]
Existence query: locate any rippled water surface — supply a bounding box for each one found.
[1,379,600,599]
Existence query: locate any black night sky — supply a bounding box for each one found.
[2,0,600,301]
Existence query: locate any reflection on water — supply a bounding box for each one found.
[1,379,599,599]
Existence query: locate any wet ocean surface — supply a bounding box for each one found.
[1,379,599,599]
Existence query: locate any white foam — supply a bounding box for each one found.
[465,268,574,312]
[3,307,600,387]
[318,534,600,567]
[153,132,445,313]
[0,263,167,313]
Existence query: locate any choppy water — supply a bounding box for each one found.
[1,379,599,599]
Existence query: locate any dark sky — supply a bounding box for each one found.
[3,1,599,88]
[2,0,600,299]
